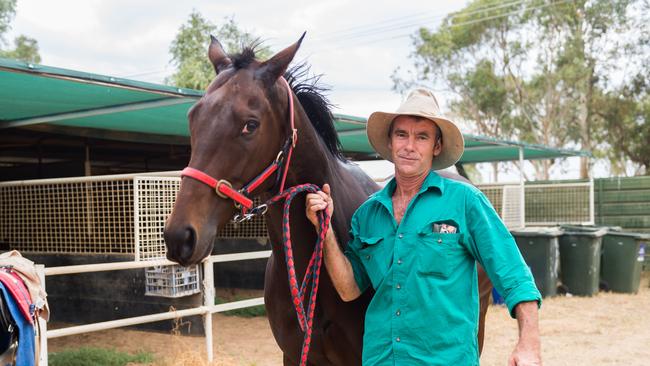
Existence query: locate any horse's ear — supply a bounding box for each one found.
[208,35,232,74]
[256,32,306,88]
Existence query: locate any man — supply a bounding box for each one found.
[306,88,542,365]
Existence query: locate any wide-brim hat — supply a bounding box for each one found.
[366,88,464,170]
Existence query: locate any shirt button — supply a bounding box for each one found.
[437,238,443,243]
[396,283,401,289]
[396,310,401,316]
[365,255,371,260]
[398,233,403,239]
[397,259,403,265]
[396,337,401,342]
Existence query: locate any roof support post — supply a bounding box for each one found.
[519,147,525,228]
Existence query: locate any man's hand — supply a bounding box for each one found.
[305,183,361,301]
[508,339,541,366]
[305,183,333,229]
[508,301,542,366]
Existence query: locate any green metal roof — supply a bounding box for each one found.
[0,57,589,163]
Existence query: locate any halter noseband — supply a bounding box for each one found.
[180,77,297,218]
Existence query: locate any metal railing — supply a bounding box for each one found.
[37,250,272,365]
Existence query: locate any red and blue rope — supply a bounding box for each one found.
[266,183,329,366]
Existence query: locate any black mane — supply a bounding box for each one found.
[230,46,346,162]
[284,63,346,162]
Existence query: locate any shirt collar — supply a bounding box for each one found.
[373,170,445,208]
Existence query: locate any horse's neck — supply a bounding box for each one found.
[265,114,343,242]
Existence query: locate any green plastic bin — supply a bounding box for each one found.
[511,227,563,297]
[600,230,648,293]
[558,226,607,296]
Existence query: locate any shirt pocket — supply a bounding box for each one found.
[358,236,390,289]
[416,232,462,278]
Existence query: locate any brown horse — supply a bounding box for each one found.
[164,35,491,365]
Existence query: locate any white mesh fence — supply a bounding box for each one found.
[1,172,273,298]
[134,177,181,261]
[478,181,594,227]
[0,177,135,254]
[477,185,505,219]
[525,182,594,225]
[502,185,523,229]
[1,172,270,258]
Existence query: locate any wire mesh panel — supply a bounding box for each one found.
[0,177,135,254]
[1,172,270,258]
[134,177,181,261]
[478,185,505,215]
[478,181,594,227]
[502,185,523,229]
[525,182,593,225]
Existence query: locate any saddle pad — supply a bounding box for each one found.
[0,271,32,325]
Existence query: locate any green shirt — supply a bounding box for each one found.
[345,171,541,366]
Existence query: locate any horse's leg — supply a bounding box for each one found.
[477,263,493,355]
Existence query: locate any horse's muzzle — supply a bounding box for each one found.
[164,225,199,266]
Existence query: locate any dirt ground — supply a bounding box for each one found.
[49,275,650,366]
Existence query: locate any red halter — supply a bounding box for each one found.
[181,77,297,213]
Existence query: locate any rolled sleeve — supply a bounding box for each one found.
[504,280,542,318]
[344,244,371,293]
[344,214,371,293]
[466,191,542,318]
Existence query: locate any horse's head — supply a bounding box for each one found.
[164,35,305,266]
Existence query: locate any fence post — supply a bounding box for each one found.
[133,177,141,261]
[519,147,525,228]
[203,259,215,363]
[36,264,48,365]
[589,178,595,225]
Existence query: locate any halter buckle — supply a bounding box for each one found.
[292,128,298,148]
[215,179,233,199]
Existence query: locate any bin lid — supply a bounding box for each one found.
[560,225,608,237]
[604,230,647,239]
[635,232,650,240]
[510,226,564,237]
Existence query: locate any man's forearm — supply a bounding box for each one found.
[515,301,540,341]
[322,228,362,302]
[508,301,542,365]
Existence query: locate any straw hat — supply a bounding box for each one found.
[366,88,464,170]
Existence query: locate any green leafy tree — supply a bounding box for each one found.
[1,34,40,62]
[0,0,16,42]
[0,0,41,63]
[595,75,650,175]
[396,0,638,179]
[167,11,271,90]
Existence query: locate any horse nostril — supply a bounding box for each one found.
[165,225,198,265]
[178,227,197,262]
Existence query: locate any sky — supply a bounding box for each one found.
[5,0,603,181]
[7,0,466,117]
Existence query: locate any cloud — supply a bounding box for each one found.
[9,0,465,114]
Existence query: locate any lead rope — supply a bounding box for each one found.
[266,183,330,366]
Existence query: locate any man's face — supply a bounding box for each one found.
[388,115,442,177]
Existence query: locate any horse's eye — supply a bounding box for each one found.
[242,120,260,135]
